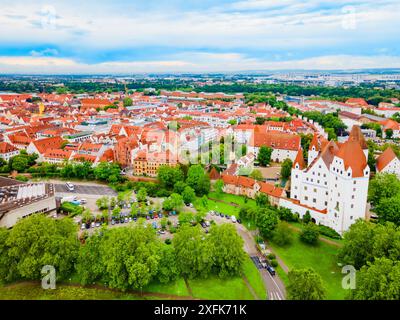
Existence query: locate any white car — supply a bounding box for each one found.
[231,215,237,223]
[79,199,87,204]
[205,221,211,227]
[81,223,85,230]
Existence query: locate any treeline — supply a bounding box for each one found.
[27,161,125,184]
[0,215,246,291]
[196,83,400,106]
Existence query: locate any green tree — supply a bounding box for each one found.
[123,97,133,107]
[257,146,272,166]
[256,208,279,239]
[272,221,293,246]
[368,173,400,206]
[300,223,320,245]
[255,193,269,208]
[350,258,400,300]
[375,195,400,225]
[10,156,29,172]
[76,231,104,285]
[100,224,160,291]
[137,188,147,202]
[157,165,184,189]
[5,215,79,280]
[173,225,213,279]
[214,179,224,194]
[385,128,394,139]
[156,244,179,283]
[249,169,263,181]
[96,196,110,210]
[338,220,376,269]
[173,181,187,194]
[287,268,325,300]
[280,159,293,179]
[302,211,312,224]
[186,165,210,196]
[209,224,246,277]
[182,186,196,205]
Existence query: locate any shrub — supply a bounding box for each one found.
[270,259,278,268]
[268,253,276,260]
[300,223,320,245]
[165,239,172,245]
[272,221,293,246]
[318,224,341,239]
[15,175,29,182]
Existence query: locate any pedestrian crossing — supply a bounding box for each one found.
[269,291,283,300]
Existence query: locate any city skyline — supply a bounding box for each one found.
[0,0,400,74]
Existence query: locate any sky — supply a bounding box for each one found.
[0,0,399,74]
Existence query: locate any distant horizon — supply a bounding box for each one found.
[1,67,400,77]
[1,1,400,74]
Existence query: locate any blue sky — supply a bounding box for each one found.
[0,0,399,73]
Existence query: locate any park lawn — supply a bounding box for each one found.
[188,276,255,300]
[194,197,240,216]
[0,282,159,300]
[208,192,257,208]
[144,278,189,297]
[242,257,266,300]
[269,235,347,300]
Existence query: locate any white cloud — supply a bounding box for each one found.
[1,54,400,74]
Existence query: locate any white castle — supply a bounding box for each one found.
[285,126,370,234]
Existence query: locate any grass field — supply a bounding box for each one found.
[0,282,160,300]
[269,234,347,300]
[188,276,254,300]
[144,278,189,297]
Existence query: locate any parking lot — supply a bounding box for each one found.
[54,183,117,196]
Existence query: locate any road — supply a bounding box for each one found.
[209,214,286,300]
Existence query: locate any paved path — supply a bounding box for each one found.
[210,214,286,300]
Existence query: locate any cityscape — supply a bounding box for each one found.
[0,0,400,311]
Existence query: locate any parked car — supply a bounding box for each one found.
[146,215,150,220]
[124,217,129,223]
[225,215,230,219]
[154,214,159,219]
[205,229,209,234]
[95,222,101,228]
[90,222,95,228]
[231,215,237,223]
[201,222,207,228]
[80,199,87,204]
[266,265,276,276]
[237,219,242,224]
[220,213,224,217]
[205,221,211,227]
[159,213,163,218]
[128,217,132,222]
[80,223,85,230]
[133,217,137,222]
[111,220,115,225]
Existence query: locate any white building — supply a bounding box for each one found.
[0,142,19,162]
[285,126,370,234]
[376,147,400,178]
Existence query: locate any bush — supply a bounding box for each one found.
[272,221,293,246]
[268,253,276,260]
[15,175,29,182]
[300,223,320,245]
[165,239,172,245]
[270,259,278,268]
[318,225,341,239]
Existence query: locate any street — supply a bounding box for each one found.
[209,213,287,300]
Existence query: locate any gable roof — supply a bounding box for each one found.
[376,147,398,172]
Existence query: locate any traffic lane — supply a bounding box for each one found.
[209,214,286,300]
[54,184,117,196]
